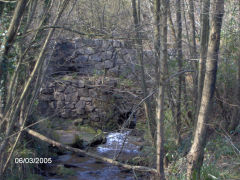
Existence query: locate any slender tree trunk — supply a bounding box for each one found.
[176,0,183,145]
[187,0,224,179]
[0,2,4,18]
[26,128,157,173]
[229,1,240,132]
[131,0,155,144]
[188,0,198,121]
[154,0,168,179]
[0,0,28,76]
[0,0,71,175]
[196,0,210,124]
[168,7,177,43]
[0,0,28,114]
[6,0,39,111]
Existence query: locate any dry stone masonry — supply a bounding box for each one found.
[38,38,152,129]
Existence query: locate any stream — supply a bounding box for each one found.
[45,130,143,180]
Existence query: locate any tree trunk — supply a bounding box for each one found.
[154,0,168,179]
[188,0,198,121]
[0,2,4,18]
[229,1,240,132]
[176,0,183,145]
[0,0,28,113]
[26,128,157,174]
[187,0,224,179]
[131,0,155,144]
[0,0,71,175]
[168,7,177,43]
[196,0,210,124]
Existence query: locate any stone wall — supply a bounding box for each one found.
[38,38,150,129]
[39,76,138,130]
[47,38,153,78]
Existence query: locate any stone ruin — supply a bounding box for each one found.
[38,38,153,130]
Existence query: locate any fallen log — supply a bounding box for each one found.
[25,128,157,174]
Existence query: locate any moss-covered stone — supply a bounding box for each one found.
[54,125,106,149]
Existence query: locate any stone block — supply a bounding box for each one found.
[89,54,102,62]
[104,60,113,69]
[94,39,103,47]
[85,105,95,112]
[78,80,85,88]
[78,88,89,97]
[113,40,121,48]
[65,102,75,109]
[65,92,79,102]
[65,86,77,94]
[40,88,54,94]
[108,67,119,77]
[85,47,95,54]
[102,51,112,60]
[95,63,104,70]
[47,82,55,88]
[89,113,100,121]
[49,101,56,109]
[75,55,88,63]
[75,100,85,109]
[56,84,66,92]
[78,48,85,54]
[61,109,71,118]
[89,89,98,98]
[56,100,65,109]
[40,94,54,101]
[54,92,65,101]
[76,108,85,115]
[85,101,92,105]
[102,41,110,49]
[73,118,83,126]
[80,97,92,102]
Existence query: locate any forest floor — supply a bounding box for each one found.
[166,132,240,179]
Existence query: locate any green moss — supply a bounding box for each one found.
[73,134,85,148]
[56,166,75,176]
[51,131,60,141]
[127,156,149,166]
[77,125,97,134]
[105,120,118,131]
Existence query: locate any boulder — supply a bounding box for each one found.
[54,129,106,148]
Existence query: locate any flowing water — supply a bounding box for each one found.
[45,130,142,180]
